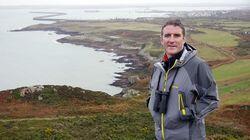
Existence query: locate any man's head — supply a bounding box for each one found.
[160,19,185,56]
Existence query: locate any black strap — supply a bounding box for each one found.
[168,68,179,92]
[156,72,162,91]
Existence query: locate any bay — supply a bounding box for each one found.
[0,9,126,95]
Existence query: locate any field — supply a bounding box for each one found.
[213,59,250,82]
[222,21,250,28]
[191,28,239,48]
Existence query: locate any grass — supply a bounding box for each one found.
[213,59,250,82]
[236,41,250,56]
[206,124,245,140]
[195,44,227,61]
[218,78,250,106]
[187,18,215,26]
[0,85,126,119]
[219,79,250,96]
[191,28,239,48]
[1,84,248,139]
[0,111,247,140]
[221,21,250,28]
[58,21,161,33]
[221,90,250,105]
[242,28,250,32]
[86,21,161,32]
[0,112,155,140]
[143,42,164,58]
[223,27,242,31]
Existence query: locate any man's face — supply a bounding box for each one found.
[161,25,185,56]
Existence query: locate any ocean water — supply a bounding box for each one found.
[0,9,126,95]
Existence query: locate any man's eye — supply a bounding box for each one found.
[164,34,171,38]
[174,34,181,37]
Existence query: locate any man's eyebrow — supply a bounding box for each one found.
[164,33,181,34]
[164,33,181,36]
[174,33,181,36]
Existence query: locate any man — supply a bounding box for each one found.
[148,19,219,140]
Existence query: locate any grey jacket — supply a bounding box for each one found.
[148,43,219,140]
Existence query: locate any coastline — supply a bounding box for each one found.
[11,12,154,96]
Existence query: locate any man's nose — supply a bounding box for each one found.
[168,35,175,43]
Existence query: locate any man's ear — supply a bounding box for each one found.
[160,36,164,46]
[182,36,186,44]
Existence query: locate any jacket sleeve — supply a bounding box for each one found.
[192,62,219,120]
[148,66,156,91]
[147,65,157,107]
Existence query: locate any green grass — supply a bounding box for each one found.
[0,111,247,140]
[222,90,250,105]
[206,124,245,140]
[191,28,239,47]
[223,27,242,31]
[236,41,250,56]
[196,44,227,61]
[219,79,250,96]
[242,28,250,32]
[142,42,164,58]
[214,59,250,105]
[222,21,250,28]
[213,59,250,81]
[12,90,21,100]
[187,18,215,26]
[87,22,161,32]
[0,112,155,140]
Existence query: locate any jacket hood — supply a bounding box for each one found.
[179,42,197,66]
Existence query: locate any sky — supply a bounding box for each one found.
[0,0,249,6]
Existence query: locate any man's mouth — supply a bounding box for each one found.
[168,45,176,48]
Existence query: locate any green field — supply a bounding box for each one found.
[213,59,250,82]
[85,21,161,32]
[142,42,164,58]
[223,27,242,31]
[242,28,250,32]
[214,59,250,105]
[0,112,155,140]
[191,28,239,48]
[53,21,161,34]
[222,21,250,28]
[222,90,250,105]
[195,44,227,61]
[0,111,247,140]
[219,78,250,95]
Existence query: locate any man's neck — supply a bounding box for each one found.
[167,46,185,60]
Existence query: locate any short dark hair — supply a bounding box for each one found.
[161,19,185,37]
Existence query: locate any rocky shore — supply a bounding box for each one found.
[56,35,152,89]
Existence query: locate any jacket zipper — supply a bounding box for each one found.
[161,60,177,140]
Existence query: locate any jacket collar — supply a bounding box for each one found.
[155,43,197,71]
